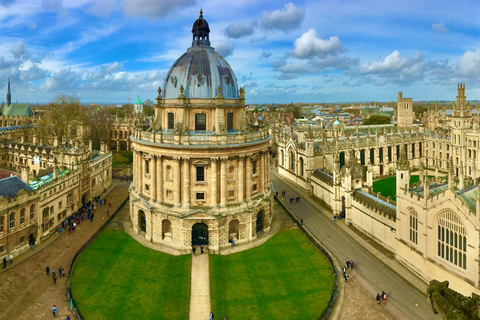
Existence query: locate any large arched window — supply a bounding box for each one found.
[409,209,418,245]
[437,211,466,269]
[299,157,304,177]
[289,151,294,170]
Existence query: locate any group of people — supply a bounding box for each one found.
[46,265,66,285]
[376,291,387,304]
[192,245,205,256]
[342,259,354,285]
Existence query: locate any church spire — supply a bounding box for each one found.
[7,78,11,106]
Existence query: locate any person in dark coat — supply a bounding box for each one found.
[2,257,7,269]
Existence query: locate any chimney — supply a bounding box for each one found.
[21,165,29,184]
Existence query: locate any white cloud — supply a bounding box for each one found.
[11,41,26,58]
[224,20,256,39]
[292,28,343,59]
[457,49,480,77]
[214,42,235,57]
[359,50,410,74]
[261,2,304,31]
[432,22,449,34]
[123,0,196,19]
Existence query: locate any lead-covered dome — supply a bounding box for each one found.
[162,11,239,100]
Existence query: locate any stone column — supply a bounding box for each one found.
[246,155,252,199]
[220,157,227,207]
[157,156,163,202]
[265,152,270,191]
[183,158,190,208]
[238,156,244,201]
[260,152,265,192]
[151,155,156,200]
[211,158,218,206]
[134,150,138,191]
[139,153,143,193]
[174,157,181,207]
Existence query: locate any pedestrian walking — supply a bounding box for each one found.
[344,273,349,284]
[9,254,13,264]
[46,266,50,276]
[107,210,110,217]
[382,291,387,304]
[300,218,303,226]
[200,245,205,254]
[3,257,7,269]
[342,266,346,275]
[65,316,71,320]
[100,199,102,206]
[53,275,57,285]
[52,269,56,278]
[346,260,350,269]
[229,238,235,246]
[104,198,106,206]
[376,293,381,304]
[209,311,214,320]
[68,226,72,234]
[192,247,196,256]
[53,305,57,317]
[350,259,354,269]
[108,203,111,208]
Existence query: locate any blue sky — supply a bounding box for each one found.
[1,0,480,104]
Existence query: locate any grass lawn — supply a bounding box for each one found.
[210,229,334,320]
[71,229,191,320]
[372,175,447,201]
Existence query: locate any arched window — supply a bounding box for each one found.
[299,157,304,177]
[168,113,175,129]
[20,208,25,225]
[409,209,418,245]
[9,212,15,229]
[229,219,239,240]
[30,204,35,220]
[280,150,284,166]
[437,211,467,269]
[289,151,294,170]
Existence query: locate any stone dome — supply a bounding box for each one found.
[162,11,239,100]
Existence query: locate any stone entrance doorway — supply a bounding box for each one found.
[256,211,263,233]
[192,222,208,245]
[139,211,146,233]
[81,194,87,204]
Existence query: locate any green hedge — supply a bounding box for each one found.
[427,280,480,320]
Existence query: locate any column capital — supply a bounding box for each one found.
[182,157,190,163]
[220,157,228,161]
[172,156,182,161]
[210,157,219,161]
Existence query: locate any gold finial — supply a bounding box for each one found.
[200,9,203,16]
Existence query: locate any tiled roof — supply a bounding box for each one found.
[0,175,34,199]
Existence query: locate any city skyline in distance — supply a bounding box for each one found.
[1,0,480,104]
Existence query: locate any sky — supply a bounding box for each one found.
[1,0,480,104]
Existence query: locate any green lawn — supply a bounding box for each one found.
[71,229,191,320]
[210,229,334,320]
[373,175,447,201]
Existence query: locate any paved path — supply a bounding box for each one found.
[271,172,441,320]
[0,180,130,320]
[189,249,211,320]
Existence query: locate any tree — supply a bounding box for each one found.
[293,106,301,118]
[86,105,113,150]
[363,115,391,125]
[36,94,89,143]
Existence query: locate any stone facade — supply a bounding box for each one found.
[277,84,480,296]
[129,12,273,252]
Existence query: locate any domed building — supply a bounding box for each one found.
[129,11,273,252]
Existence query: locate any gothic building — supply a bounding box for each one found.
[129,11,273,252]
[277,84,480,296]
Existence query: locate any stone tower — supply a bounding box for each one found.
[397,92,413,129]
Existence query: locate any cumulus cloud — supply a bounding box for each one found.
[214,42,235,57]
[432,22,449,34]
[11,42,26,59]
[123,0,196,19]
[224,20,256,39]
[457,49,480,77]
[292,28,344,59]
[261,2,305,31]
[359,50,423,74]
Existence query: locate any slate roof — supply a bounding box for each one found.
[312,169,333,186]
[353,189,396,220]
[0,175,34,199]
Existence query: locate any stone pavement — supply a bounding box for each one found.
[189,249,211,320]
[271,171,441,320]
[0,180,130,320]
